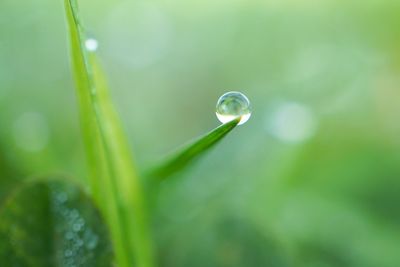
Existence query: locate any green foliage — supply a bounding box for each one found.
[0,144,23,205]
[148,117,240,180]
[0,2,243,266]
[62,0,242,266]
[64,0,153,266]
[0,178,113,267]
[2,0,400,266]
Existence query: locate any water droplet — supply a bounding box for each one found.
[65,231,74,240]
[56,192,68,204]
[73,223,83,232]
[216,91,251,125]
[86,235,99,250]
[69,209,79,220]
[76,239,84,247]
[85,38,98,52]
[64,249,73,257]
[83,229,99,250]
[76,218,85,227]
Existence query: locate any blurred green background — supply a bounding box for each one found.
[1,0,400,266]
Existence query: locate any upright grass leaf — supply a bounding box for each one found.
[63,1,154,267]
[148,117,240,181]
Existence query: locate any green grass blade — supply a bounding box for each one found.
[148,118,240,180]
[63,1,154,267]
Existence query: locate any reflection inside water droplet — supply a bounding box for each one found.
[216,91,251,125]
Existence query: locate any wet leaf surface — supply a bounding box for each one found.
[0,178,113,267]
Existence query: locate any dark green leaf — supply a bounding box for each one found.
[0,178,113,267]
[0,143,23,205]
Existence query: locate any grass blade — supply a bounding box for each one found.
[148,118,240,180]
[63,1,154,267]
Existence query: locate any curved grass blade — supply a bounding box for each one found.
[148,117,240,180]
[63,1,154,267]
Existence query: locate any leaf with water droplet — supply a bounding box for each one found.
[146,92,251,181]
[0,178,113,267]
